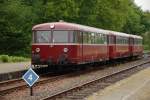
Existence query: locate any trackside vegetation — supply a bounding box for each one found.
[0,0,150,57]
[0,55,30,63]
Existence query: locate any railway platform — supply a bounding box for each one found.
[86,67,150,100]
[0,62,30,81]
[0,62,30,74]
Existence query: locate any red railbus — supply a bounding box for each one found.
[32,22,143,67]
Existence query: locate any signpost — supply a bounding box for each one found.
[22,68,39,96]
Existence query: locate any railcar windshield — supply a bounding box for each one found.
[33,30,76,43]
[34,31,51,43]
[53,31,69,43]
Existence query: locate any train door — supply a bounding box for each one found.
[108,34,116,59]
[77,31,83,63]
[129,37,134,56]
[81,32,83,63]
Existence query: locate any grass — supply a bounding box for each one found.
[0,55,30,63]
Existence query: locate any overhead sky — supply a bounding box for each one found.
[134,0,150,11]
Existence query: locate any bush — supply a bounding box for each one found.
[0,55,30,63]
[0,55,9,62]
[9,56,29,62]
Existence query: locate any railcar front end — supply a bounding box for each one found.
[32,30,79,66]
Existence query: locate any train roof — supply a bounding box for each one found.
[32,22,108,35]
[107,30,130,37]
[106,30,142,39]
[129,34,143,39]
[32,22,142,39]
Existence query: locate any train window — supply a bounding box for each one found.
[91,33,95,44]
[95,33,107,44]
[87,33,91,44]
[134,39,136,45]
[95,33,99,44]
[104,35,107,44]
[130,38,134,45]
[135,39,137,45]
[101,34,104,44]
[137,39,142,45]
[76,31,82,43]
[123,38,124,44]
[34,31,51,43]
[83,32,88,43]
[116,36,128,45]
[118,38,120,44]
[140,39,142,45]
[69,31,73,43]
[116,36,119,44]
[102,34,105,44]
[123,39,125,44]
[70,31,79,43]
[120,38,121,44]
[69,31,76,43]
[98,33,103,44]
[53,31,69,43]
[102,34,104,44]
[109,36,114,44]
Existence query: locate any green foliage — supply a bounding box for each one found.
[0,55,30,63]
[0,0,150,55]
[141,12,150,50]
[142,12,150,31]
[143,32,150,50]
[0,55,9,62]
[9,56,29,62]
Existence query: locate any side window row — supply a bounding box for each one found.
[134,39,142,45]
[81,32,107,44]
[74,31,142,45]
[116,36,128,44]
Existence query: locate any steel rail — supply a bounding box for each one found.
[41,60,150,100]
[0,73,69,95]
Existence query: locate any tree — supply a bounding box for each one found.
[0,0,33,56]
[0,0,150,55]
[123,1,145,35]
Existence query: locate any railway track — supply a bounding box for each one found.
[40,60,150,100]
[0,60,134,96]
[0,66,107,96]
[0,72,70,96]
[0,55,150,99]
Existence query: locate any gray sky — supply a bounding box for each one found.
[134,0,150,11]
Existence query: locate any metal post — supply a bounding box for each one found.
[30,86,33,96]
[30,64,33,96]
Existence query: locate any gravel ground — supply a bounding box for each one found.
[1,58,150,100]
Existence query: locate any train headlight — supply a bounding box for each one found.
[36,48,40,53]
[63,48,68,53]
[50,24,55,29]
